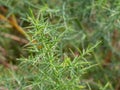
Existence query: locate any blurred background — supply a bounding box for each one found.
[0,0,120,90]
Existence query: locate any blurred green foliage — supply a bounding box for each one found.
[0,0,120,90]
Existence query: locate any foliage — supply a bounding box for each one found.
[0,0,120,90]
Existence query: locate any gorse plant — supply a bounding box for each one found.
[0,0,120,90]
[0,1,99,90]
[18,5,100,90]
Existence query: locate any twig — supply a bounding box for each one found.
[0,58,18,70]
[8,14,29,37]
[0,46,7,56]
[0,32,28,44]
[0,13,28,37]
[0,5,8,14]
